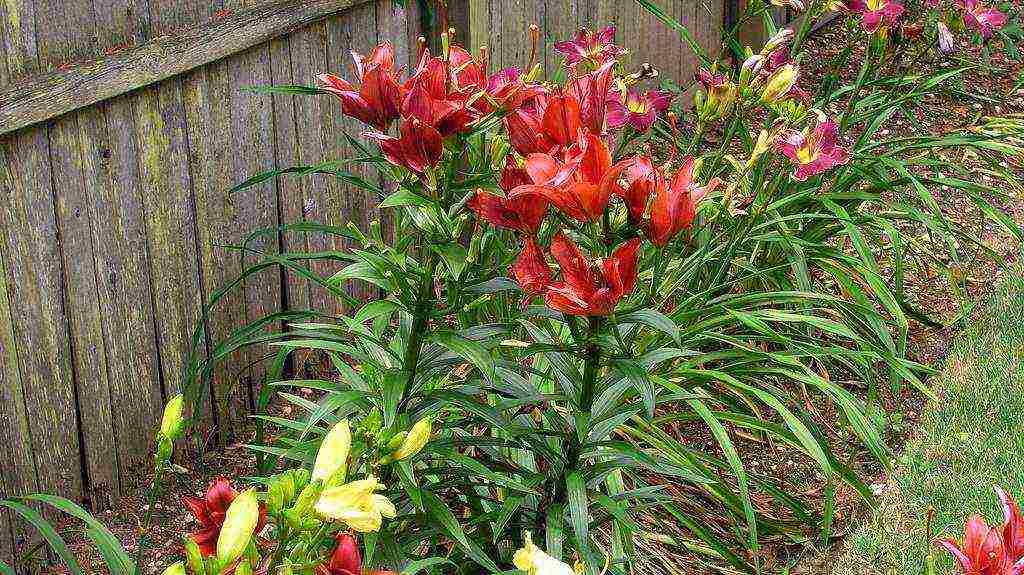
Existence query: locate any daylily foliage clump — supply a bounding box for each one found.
[147,1,1023,575]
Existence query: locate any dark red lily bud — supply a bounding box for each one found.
[326,533,362,575]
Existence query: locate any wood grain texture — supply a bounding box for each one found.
[0,145,40,565]
[80,0,166,495]
[0,0,370,136]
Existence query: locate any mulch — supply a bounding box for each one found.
[25,20,1024,575]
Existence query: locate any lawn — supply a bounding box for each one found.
[834,252,1024,575]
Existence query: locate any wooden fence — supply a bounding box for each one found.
[0,0,747,563]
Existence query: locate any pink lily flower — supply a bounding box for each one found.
[566,60,617,136]
[553,26,626,70]
[776,115,851,181]
[861,0,906,33]
[606,89,673,132]
[998,487,1024,563]
[960,0,1008,39]
[936,515,1024,575]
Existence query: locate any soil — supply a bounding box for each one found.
[22,16,1024,575]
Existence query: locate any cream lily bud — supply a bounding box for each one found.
[216,489,260,565]
[160,562,186,575]
[390,417,432,462]
[160,394,185,441]
[513,532,576,575]
[315,476,397,532]
[763,28,795,53]
[749,130,773,166]
[762,64,799,103]
[312,419,351,483]
[184,537,207,575]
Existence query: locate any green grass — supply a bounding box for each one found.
[833,255,1024,575]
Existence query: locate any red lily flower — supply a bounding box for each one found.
[553,26,626,70]
[364,117,443,175]
[473,67,547,114]
[648,157,720,246]
[566,60,616,135]
[776,115,851,181]
[183,478,267,557]
[402,51,478,136]
[511,237,553,298]
[606,89,673,132]
[936,515,1024,575]
[504,93,582,156]
[320,533,399,575]
[511,131,630,222]
[961,0,1007,39]
[544,234,641,317]
[318,42,403,131]
[998,487,1024,562]
[613,156,657,224]
[468,158,549,234]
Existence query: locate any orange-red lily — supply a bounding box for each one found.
[511,237,553,298]
[511,132,629,222]
[468,158,549,234]
[318,42,403,131]
[648,157,720,246]
[364,117,443,175]
[936,514,1024,575]
[566,60,616,136]
[999,487,1024,563]
[544,234,641,317]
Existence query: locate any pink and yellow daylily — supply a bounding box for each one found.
[776,114,851,181]
[606,89,673,132]
[553,26,626,70]
[960,0,1008,39]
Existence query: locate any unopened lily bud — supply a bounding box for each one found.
[287,479,323,521]
[216,490,260,565]
[160,394,185,441]
[761,64,799,103]
[386,431,408,452]
[184,537,207,575]
[156,434,173,462]
[750,130,773,166]
[937,22,954,54]
[762,28,794,53]
[312,419,351,484]
[266,482,285,515]
[160,562,186,575]
[739,55,764,88]
[390,417,432,462]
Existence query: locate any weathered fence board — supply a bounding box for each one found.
[0,0,752,565]
[460,0,725,86]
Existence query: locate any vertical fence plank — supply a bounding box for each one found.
[135,0,216,448]
[0,147,40,566]
[81,0,165,493]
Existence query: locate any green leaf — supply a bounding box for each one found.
[421,491,500,572]
[566,471,589,552]
[380,189,438,209]
[431,242,469,279]
[0,499,84,575]
[428,331,496,381]
[619,308,681,344]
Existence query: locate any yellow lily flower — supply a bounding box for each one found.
[315,476,397,532]
[513,532,577,575]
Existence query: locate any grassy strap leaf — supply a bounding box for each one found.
[618,308,681,345]
[428,330,497,381]
[401,558,458,575]
[22,494,134,574]
[0,499,84,575]
[687,398,759,557]
[545,502,565,561]
[421,491,500,572]
[566,471,589,553]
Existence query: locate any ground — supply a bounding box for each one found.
[19,18,1024,575]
